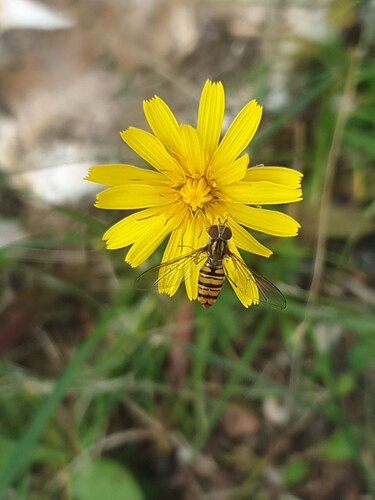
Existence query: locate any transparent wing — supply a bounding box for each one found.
[134,248,207,291]
[223,253,286,309]
[251,270,287,309]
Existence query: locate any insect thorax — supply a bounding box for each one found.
[206,238,229,263]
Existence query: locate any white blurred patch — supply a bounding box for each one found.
[0,67,122,205]
[265,68,291,112]
[11,156,99,205]
[285,5,332,42]
[314,322,344,352]
[170,3,198,59]
[263,397,291,426]
[0,0,73,31]
[0,116,18,169]
[0,218,27,247]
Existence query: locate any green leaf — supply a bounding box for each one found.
[0,436,15,472]
[335,373,355,396]
[321,429,353,460]
[282,459,310,486]
[71,457,144,500]
[344,129,375,158]
[347,333,375,372]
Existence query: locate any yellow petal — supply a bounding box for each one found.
[95,184,178,210]
[217,181,303,204]
[210,99,262,171]
[121,127,185,183]
[103,206,174,249]
[225,242,259,307]
[86,164,169,186]
[179,124,205,176]
[125,206,187,267]
[125,220,172,268]
[225,202,301,237]
[158,227,186,296]
[203,202,228,227]
[183,211,207,301]
[209,154,249,186]
[245,166,303,188]
[197,80,225,162]
[158,211,207,299]
[143,96,184,158]
[229,217,273,257]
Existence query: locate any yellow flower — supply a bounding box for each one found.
[86,80,302,307]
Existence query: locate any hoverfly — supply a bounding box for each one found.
[135,224,286,309]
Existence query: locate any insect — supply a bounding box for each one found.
[135,224,286,309]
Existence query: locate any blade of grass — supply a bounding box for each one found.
[54,206,108,232]
[314,344,375,494]
[0,301,120,495]
[192,314,273,452]
[189,318,213,436]
[252,73,330,147]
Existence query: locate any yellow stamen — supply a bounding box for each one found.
[179,177,213,212]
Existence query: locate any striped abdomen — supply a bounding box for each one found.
[198,262,225,308]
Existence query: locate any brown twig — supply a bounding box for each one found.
[307,50,360,309]
[290,48,361,389]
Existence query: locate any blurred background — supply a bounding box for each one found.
[0,0,374,498]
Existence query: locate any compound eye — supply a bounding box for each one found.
[222,226,232,240]
[208,225,219,238]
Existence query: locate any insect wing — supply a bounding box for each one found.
[251,270,286,309]
[223,254,286,309]
[135,248,206,291]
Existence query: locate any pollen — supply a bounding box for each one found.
[179,177,213,212]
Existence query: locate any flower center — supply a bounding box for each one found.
[179,176,214,212]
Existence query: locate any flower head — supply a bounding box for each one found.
[86,81,302,307]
